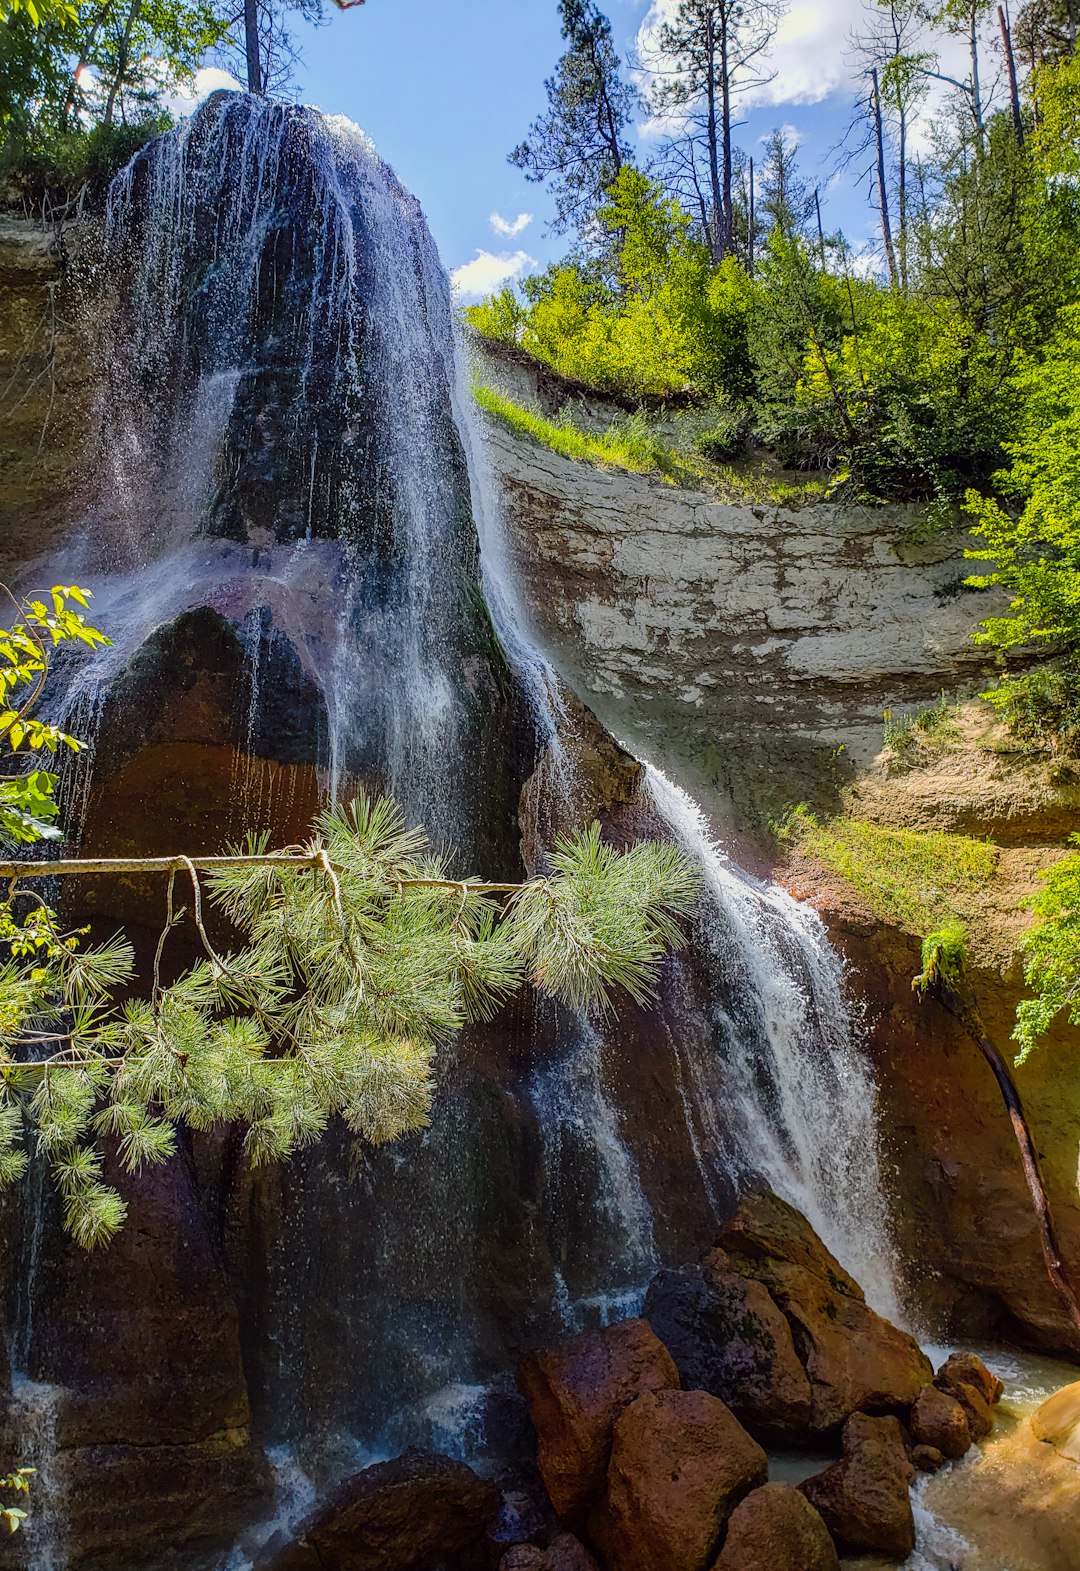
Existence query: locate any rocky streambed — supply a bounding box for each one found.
[244,1192,1063,1571]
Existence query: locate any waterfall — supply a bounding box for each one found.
[643,767,903,1321]
[456,307,903,1321]
[13,96,911,1570]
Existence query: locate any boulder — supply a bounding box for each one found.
[589,1388,767,1571]
[911,1444,947,1473]
[909,1383,971,1459]
[500,1534,599,1571]
[716,1194,932,1433]
[798,1412,916,1559]
[935,1352,1003,1407]
[933,1364,994,1442]
[252,1448,499,1571]
[644,1257,813,1442]
[711,1481,839,1571]
[517,1319,678,1520]
[1031,1380,1080,1464]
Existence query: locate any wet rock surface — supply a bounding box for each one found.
[1032,1379,1080,1462]
[798,1412,917,1559]
[714,1195,932,1433]
[909,1383,972,1459]
[517,1319,680,1520]
[711,1481,839,1571]
[252,1449,500,1571]
[588,1388,767,1571]
[499,1533,599,1571]
[643,1255,813,1443]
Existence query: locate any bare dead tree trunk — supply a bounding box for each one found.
[245,0,263,95]
[928,976,1080,1336]
[747,156,755,277]
[998,4,1025,148]
[814,186,826,267]
[871,68,899,289]
[63,0,113,124]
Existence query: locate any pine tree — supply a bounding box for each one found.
[510,0,639,241]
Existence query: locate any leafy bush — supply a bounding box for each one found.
[881,691,960,766]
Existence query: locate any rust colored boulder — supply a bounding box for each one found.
[911,1443,946,1473]
[517,1318,679,1520]
[500,1534,599,1571]
[798,1412,916,1559]
[711,1481,839,1571]
[644,1256,813,1443]
[252,1448,499,1571]
[589,1388,767,1571]
[933,1360,996,1442]
[909,1383,972,1459]
[935,1352,1003,1407]
[1032,1380,1080,1463]
[716,1194,932,1433]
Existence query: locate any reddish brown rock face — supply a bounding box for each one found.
[500,1533,599,1571]
[798,1412,917,1559]
[935,1352,1003,1408]
[643,1256,813,1443]
[589,1389,767,1571]
[910,1384,972,1459]
[711,1481,839,1571]
[517,1319,680,1521]
[252,1449,500,1571]
[715,1195,932,1434]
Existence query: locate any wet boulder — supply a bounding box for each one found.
[909,1383,972,1459]
[711,1482,839,1571]
[517,1318,678,1520]
[716,1194,932,1433]
[911,1443,946,1473]
[798,1413,916,1559]
[589,1388,767,1571]
[643,1255,813,1443]
[252,1448,499,1571]
[933,1354,1000,1442]
[500,1533,599,1571]
[1031,1380,1080,1463]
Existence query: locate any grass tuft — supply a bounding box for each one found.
[779,805,998,934]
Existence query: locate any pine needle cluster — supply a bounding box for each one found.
[0,795,700,1247]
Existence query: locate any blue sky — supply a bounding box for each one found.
[184,0,998,296]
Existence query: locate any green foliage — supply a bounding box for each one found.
[1014,834,1080,1061]
[474,384,681,479]
[782,805,998,933]
[912,922,969,995]
[979,661,1080,746]
[881,691,960,765]
[0,1468,33,1536]
[0,587,109,846]
[0,800,700,1246]
[967,302,1080,657]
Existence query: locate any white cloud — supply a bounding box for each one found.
[635,0,1004,121]
[451,249,536,300]
[760,121,804,148]
[162,66,243,120]
[490,211,534,238]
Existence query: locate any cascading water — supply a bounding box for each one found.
[6,91,910,1568]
